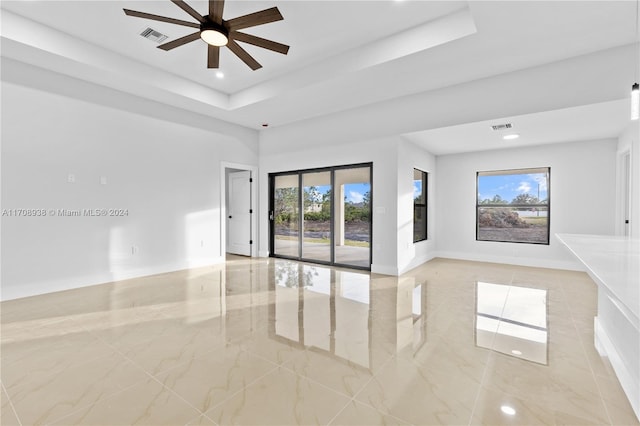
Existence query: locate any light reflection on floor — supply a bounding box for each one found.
[1,256,638,425]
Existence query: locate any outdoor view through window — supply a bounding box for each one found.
[477,167,550,244]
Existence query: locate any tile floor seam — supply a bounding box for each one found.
[332,352,418,425]
[276,357,395,426]
[81,333,164,387]
[467,273,514,425]
[196,363,282,415]
[44,375,149,426]
[324,400,352,426]
[143,368,213,417]
[276,358,358,400]
[328,396,415,426]
[119,336,236,379]
[1,381,23,426]
[202,364,355,425]
[141,347,285,416]
[72,309,178,350]
[237,342,305,367]
[37,348,156,425]
[1,345,133,400]
[199,412,219,426]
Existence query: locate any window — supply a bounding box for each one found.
[413,169,428,242]
[477,167,550,244]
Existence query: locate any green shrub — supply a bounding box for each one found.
[275,213,298,224]
[304,211,331,221]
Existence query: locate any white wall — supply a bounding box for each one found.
[397,139,437,274]
[258,137,399,274]
[616,121,640,238]
[1,82,258,300]
[435,139,617,270]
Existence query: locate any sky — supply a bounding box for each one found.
[346,183,369,203]
[477,172,548,203]
[413,180,422,199]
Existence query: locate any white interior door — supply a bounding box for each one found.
[228,170,252,256]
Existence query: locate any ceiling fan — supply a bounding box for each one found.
[123,0,289,71]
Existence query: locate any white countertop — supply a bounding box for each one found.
[556,233,640,327]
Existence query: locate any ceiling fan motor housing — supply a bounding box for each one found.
[200,20,229,46]
[201,20,228,37]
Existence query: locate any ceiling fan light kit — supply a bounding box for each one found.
[200,22,229,46]
[123,0,289,71]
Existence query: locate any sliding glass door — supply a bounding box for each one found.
[334,166,371,268]
[269,163,372,270]
[302,171,332,262]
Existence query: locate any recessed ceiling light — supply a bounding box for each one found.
[503,134,520,140]
[500,405,516,416]
[511,349,522,355]
[216,71,224,79]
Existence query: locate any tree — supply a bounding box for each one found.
[511,193,539,205]
[363,190,371,208]
[304,186,322,205]
[321,189,332,215]
[480,194,508,205]
[274,187,298,223]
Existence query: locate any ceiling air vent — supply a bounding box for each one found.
[490,123,513,131]
[140,27,168,44]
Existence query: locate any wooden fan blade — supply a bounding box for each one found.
[170,0,205,23]
[123,9,200,28]
[231,32,289,55]
[209,0,225,24]
[227,39,262,70]
[226,7,283,31]
[158,31,201,51]
[208,45,220,68]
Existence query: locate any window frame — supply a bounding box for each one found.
[413,168,428,243]
[476,167,550,245]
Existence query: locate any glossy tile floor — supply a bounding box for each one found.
[1,256,638,425]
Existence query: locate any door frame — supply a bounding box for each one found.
[268,162,373,271]
[617,150,632,236]
[221,161,258,257]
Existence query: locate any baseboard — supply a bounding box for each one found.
[372,249,577,276]
[258,250,270,258]
[595,317,640,422]
[371,264,399,276]
[0,257,227,301]
[398,253,436,275]
[434,250,584,271]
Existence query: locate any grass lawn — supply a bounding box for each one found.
[521,217,548,226]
